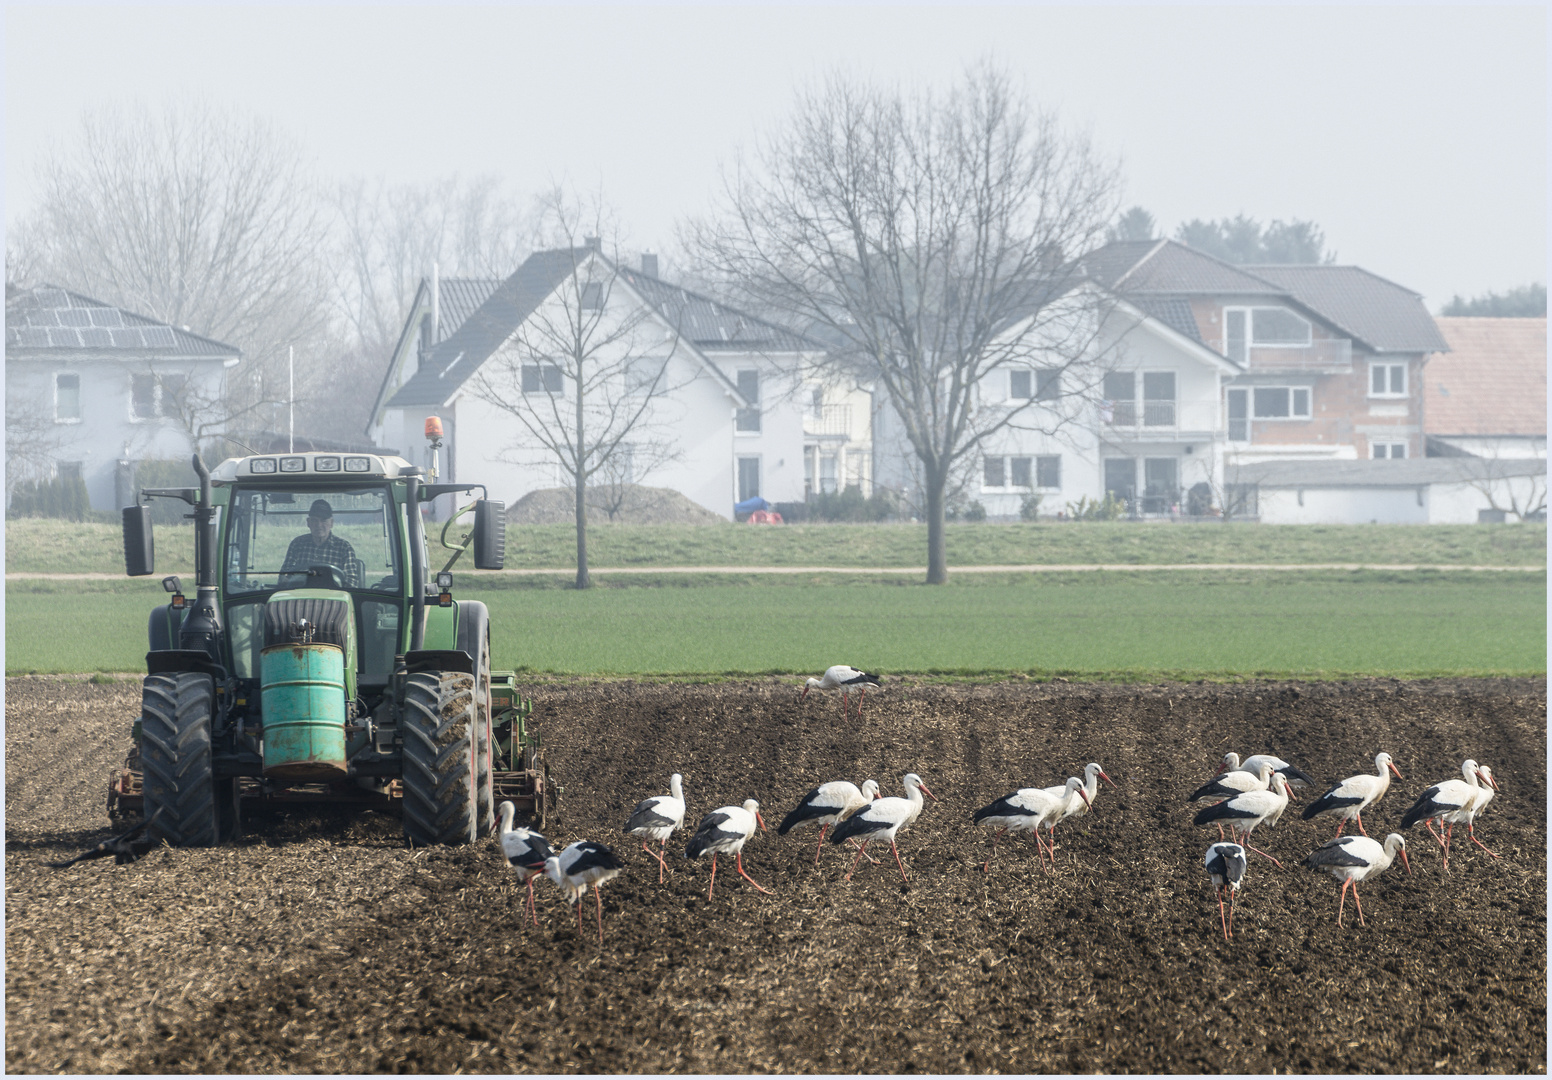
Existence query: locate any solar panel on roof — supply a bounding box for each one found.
[90,308,125,329]
[81,328,113,347]
[59,308,91,328]
[110,328,143,347]
[18,328,50,347]
[49,328,82,347]
[143,326,176,347]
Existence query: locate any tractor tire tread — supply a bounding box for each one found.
[140,672,218,847]
[401,672,478,846]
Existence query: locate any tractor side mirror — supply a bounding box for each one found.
[123,504,155,577]
[472,499,506,570]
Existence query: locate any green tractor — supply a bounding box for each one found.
[107,443,549,846]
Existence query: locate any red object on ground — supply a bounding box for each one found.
[747,510,784,524]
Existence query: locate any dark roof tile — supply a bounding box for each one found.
[1247,265,1449,354]
[3,284,239,358]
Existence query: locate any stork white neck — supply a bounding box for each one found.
[498,800,516,833]
[669,773,684,802]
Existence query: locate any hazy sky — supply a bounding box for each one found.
[5,5,1546,306]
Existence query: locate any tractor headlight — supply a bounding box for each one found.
[344,456,371,473]
[314,456,341,472]
[280,456,306,473]
[250,458,277,474]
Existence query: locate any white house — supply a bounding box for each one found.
[367,248,828,518]
[4,284,241,510]
[1226,458,1547,524]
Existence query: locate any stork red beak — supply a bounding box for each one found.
[1099,770,1116,788]
[1400,847,1412,875]
[918,782,939,803]
[1388,762,1404,780]
[1077,788,1092,808]
[1480,770,1498,790]
[800,686,810,700]
[756,811,767,832]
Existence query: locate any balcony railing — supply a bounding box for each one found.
[1101,400,1220,433]
[803,403,853,439]
[1244,338,1352,373]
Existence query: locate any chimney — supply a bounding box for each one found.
[641,252,659,278]
[584,236,601,252]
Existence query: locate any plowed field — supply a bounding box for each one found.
[6,675,1546,1074]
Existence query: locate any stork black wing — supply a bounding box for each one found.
[1303,838,1371,870]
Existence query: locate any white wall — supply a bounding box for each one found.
[9,358,221,510]
[1258,486,1429,524]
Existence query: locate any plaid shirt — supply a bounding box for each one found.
[281,532,358,583]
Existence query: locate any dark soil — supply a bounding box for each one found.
[6,675,1546,1074]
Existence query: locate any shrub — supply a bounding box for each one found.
[1019,494,1043,521]
[1065,493,1127,521]
[8,474,102,521]
[963,500,987,522]
[804,485,898,523]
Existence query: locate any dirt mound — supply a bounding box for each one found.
[506,485,724,525]
[5,676,1546,1073]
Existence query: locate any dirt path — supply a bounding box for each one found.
[6,675,1546,1073]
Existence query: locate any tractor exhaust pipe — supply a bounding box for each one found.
[179,453,223,659]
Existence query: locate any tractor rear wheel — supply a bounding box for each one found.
[474,628,495,837]
[140,672,219,847]
[401,671,478,846]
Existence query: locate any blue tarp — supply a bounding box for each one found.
[734,496,771,514]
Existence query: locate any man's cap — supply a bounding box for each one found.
[308,499,334,518]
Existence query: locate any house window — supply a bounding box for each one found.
[818,453,837,494]
[1372,441,1408,459]
[735,370,760,432]
[1223,306,1313,363]
[1227,388,1249,441]
[1251,386,1312,419]
[982,456,1005,488]
[55,373,81,422]
[737,456,761,502]
[1142,458,1179,514]
[1036,369,1061,401]
[1009,369,1032,401]
[1036,455,1061,489]
[1103,372,1136,426]
[131,374,159,419]
[1010,457,1032,488]
[807,384,824,419]
[1103,458,1136,506]
[1142,372,1176,426]
[57,461,83,482]
[982,456,1034,490]
[522,364,564,394]
[580,281,604,310]
[1370,362,1407,397]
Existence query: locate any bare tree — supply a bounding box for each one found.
[469,187,686,588]
[689,62,1121,582]
[1444,446,1548,521]
[17,102,334,441]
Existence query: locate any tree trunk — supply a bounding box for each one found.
[574,370,591,590]
[924,466,948,585]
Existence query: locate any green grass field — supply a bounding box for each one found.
[8,570,1544,679]
[5,517,1546,574]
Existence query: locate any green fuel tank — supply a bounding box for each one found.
[260,642,348,780]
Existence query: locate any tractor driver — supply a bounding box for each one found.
[281,499,358,584]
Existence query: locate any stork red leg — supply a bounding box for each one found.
[1241,839,1283,869]
[644,840,668,883]
[815,823,828,864]
[846,839,871,881]
[1351,880,1366,926]
[1424,818,1447,850]
[1335,818,1347,838]
[1217,886,1229,941]
[1468,824,1499,858]
[527,878,539,928]
[735,850,772,894]
[851,838,880,864]
[1228,887,1237,937]
[890,839,909,883]
[1337,878,1350,927]
[594,886,605,943]
[856,687,866,718]
[1356,811,1369,838]
[708,853,718,900]
[576,895,586,936]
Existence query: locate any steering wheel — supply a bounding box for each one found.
[305,564,350,590]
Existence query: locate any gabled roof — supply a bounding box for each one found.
[1426,317,1547,437]
[4,284,240,359]
[434,277,504,340]
[615,266,822,353]
[1128,296,1203,343]
[385,250,586,408]
[383,250,821,411]
[1230,457,1546,487]
[1247,265,1449,354]
[1078,240,1448,354]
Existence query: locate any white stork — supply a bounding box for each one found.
[1191,762,1281,840]
[777,778,881,864]
[801,666,882,721]
[685,799,771,899]
[1300,752,1402,838]
[622,772,687,883]
[1220,751,1318,792]
[1303,833,1410,928]
[972,777,1090,873]
[539,840,625,943]
[830,772,938,883]
[1193,772,1293,867]
[1044,762,1115,821]
[1203,841,1248,941]
[1400,759,1494,867]
[497,800,555,927]
[1464,764,1500,858]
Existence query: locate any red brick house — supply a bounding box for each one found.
[1425,316,1547,460]
[1082,240,1449,464]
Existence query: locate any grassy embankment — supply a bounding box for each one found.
[5,517,1547,574]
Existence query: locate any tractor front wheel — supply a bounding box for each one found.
[140,672,220,847]
[401,671,478,846]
